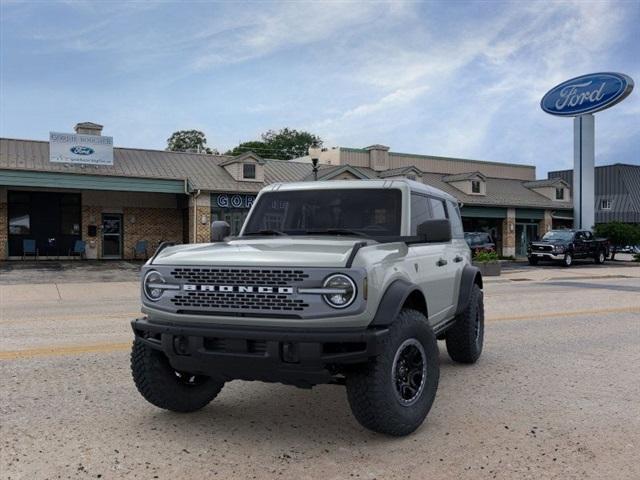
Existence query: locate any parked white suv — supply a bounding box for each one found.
[131,180,484,436]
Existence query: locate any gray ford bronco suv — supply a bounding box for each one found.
[131,180,484,436]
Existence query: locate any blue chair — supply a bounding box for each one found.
[69,240,86,260]
[22,239,38,261]
[133,240,149,259]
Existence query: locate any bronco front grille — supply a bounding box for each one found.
[170,268,309,286]
[170,292,309,311]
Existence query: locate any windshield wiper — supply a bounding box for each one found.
[243,229,288,236]
[305,229,371,238]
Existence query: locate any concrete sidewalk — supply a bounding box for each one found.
[484,261,640,283]
[0,260,143,284]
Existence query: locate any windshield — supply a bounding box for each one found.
[542,231,574,241]
[242,189,402,239]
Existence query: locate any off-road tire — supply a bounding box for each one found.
[562,253,573,267]
[345,309,439,436]
[445,284,484,364]
[528,256,539,266]
[131,339,224,413]
[594,250,606,264]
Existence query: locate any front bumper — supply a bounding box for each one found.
[131,317,388,387]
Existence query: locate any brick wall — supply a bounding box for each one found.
[123,207,182,259]
[539,210,553,237]
[188,194,212,244]
[188,206,212,243]
[81,205,103,259]
[501,208,516,257]
[81,205,182,259]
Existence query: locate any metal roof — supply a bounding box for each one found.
[0,137,311,193]
[442,171,486,182]
[0,137,573,210]
[549,164,640,222]
[523,178,567,188]
[377,166,423,178]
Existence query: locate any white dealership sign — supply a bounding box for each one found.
[49,132,114,166]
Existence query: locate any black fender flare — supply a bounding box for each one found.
[455,264,483,316]
[370,279,425,327]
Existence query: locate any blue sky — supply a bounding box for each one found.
[1,0,638,176]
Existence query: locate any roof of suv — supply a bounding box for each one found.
[263,179,458,203]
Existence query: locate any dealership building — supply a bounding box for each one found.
[1,122,577,261]
[548,164,640,224]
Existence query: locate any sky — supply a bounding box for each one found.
[1,0,638,177]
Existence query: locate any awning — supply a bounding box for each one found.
[0,169,186,194]
[460,206,507,218]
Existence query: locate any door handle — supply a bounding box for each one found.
[453,255,463,263]
[436,258,448,267]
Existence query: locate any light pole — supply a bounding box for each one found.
[308,145,321,181]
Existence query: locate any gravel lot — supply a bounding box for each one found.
[1,262,639,479]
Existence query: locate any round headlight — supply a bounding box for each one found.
[143,270,165,301]
[322,274,356,309]
[556,245,565,253]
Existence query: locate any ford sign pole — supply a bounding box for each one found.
[541,72,634,230]
[574,114,595,230]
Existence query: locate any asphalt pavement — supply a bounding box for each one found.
[1,262,639,479]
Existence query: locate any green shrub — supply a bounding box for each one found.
[473,251,499,263]
[633,253,640,262]
[594,222,640,260]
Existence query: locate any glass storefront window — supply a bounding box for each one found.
[61,206,81,234]
[8,191,81,257]
[9,210,30,234]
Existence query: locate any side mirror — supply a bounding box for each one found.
[417,219,452,243]
[211,221,231,242]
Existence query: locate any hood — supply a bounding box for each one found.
[151,237,366,267]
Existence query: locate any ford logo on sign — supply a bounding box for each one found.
[70,146,95,155]
[541,72,634,116]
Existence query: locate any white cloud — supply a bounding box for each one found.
[307,0,636,174]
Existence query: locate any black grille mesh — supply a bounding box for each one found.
[171,292,309,311]
[170,268,309,286]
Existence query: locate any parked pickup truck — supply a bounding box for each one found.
[527,230,609,267]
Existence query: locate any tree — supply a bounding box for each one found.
[225,128,322,160]
[593,222,640,260]
[225,141,269,157]
[167,130,217,154]
[260,128,322,160]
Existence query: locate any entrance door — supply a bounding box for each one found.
[516,223,539,257]
[102,214,123,259]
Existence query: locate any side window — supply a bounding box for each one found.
[446,200,464,239]
[410,194,432,234]
[429,198,447,220]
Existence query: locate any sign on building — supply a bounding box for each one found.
[49,132,114,166]
[213,193,256,209]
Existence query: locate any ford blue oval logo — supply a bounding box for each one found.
[70,146,95,155]
[541,72,633,116]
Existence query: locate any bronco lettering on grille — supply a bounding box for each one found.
[182,285,294,294]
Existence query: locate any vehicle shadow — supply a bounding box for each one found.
[130,349,461,446]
